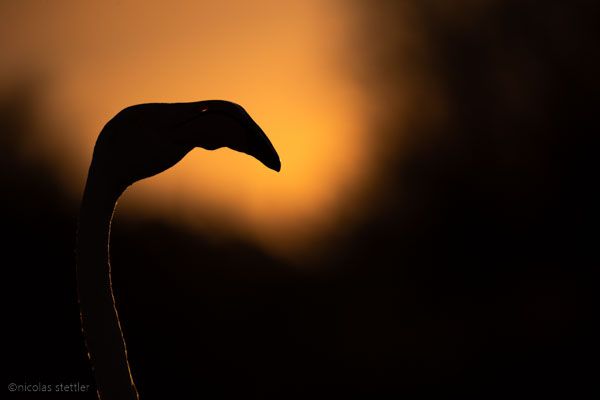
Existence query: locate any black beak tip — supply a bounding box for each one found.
[256,134,281,172]
[266,154,281,172]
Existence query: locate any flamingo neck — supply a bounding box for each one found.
[77,169,139,399]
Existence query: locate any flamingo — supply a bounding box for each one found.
[76,100,280,399]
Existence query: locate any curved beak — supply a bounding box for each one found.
[171,100,281,172]
[241,115,281,172]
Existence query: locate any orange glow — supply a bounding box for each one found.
[0,0,373,257]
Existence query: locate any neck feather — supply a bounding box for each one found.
[77,169,139,399]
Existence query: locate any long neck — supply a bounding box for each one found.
[77,169,139,399]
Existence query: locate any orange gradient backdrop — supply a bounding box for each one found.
[0,0,376,257]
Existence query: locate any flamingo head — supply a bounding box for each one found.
[89,100,280,190]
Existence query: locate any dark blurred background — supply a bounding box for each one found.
[3,0,596,398]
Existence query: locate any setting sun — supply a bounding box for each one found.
[1,0,371,256]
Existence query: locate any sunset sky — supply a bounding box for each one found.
[0,0,380,256]
[3,1,589,394]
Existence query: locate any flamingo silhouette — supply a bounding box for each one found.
[76,100,280,399]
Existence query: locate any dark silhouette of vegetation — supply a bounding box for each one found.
[3,1,595,397]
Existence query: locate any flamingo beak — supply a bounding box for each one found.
[172,101,281,172]
[241,117,281,172]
